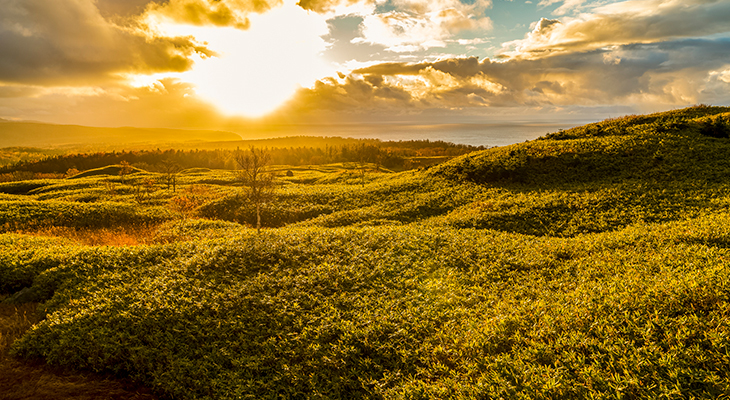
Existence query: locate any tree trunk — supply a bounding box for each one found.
[256,203,261,234]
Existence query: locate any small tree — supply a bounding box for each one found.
[234,147,274,233]
[355,143,376,185]
[119,160,133,183]
[64,167,80,178]
[158,159,182,192]
[135,177,158,202]
[169,185,213,220]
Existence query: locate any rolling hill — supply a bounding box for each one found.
[430,105,730,186]
[3,105,730,399]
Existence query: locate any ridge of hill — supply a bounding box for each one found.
[0,120,241,148]
[430,105,730,186]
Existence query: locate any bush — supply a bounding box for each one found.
[0,200,173,231]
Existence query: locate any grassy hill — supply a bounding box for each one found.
[430,105,730,185]
[3,105,730,399]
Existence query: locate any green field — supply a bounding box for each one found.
[3,105,730,399]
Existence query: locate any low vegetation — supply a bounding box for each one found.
[2,105,730,399]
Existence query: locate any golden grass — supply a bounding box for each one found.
[0,297,161,400]
[17,225,161,247]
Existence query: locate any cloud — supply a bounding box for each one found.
[280,36,730,120]
[246,0,730,120]
[334,0,494,53]
[142,0,283,29]
[0,78,232,129]
[0,84,43,99]
[0,0,214,86]
[711,68,730,84]
[4,0,729,128]
[537,0,589,15]
[502,0,730,59]
[280,58,504,120]
[297,0,373,13]
[96,0,156,18]
[0,0,335,125]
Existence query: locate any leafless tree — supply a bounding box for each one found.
[234,147,274,233]
[158,159,182,192]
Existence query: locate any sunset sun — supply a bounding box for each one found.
[143,1,333,118]
[1,0,729,128]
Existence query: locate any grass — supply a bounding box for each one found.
[3,105,730,399]
[0,296,160,400]
[17,225,161,247]
[4,220,730,398]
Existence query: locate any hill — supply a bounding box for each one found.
[430,105,730,186]
[3,105,730,399]
[0,120,241,148]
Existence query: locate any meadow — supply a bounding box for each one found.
[2,105,730,399]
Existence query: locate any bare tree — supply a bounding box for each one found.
[158,159,182,192]
[234,147,274,233]
[355,143,376,186]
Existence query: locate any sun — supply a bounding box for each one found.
[143,1,333,118]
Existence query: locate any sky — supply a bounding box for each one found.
[1,0,730,134]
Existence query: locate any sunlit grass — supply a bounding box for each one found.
[3,105,730,399]
[17,226,160,247]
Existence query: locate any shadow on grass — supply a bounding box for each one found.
[0,297,162,400]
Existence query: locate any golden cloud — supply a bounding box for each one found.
[354,0,493,52]
[0,78,230,129]
[296,0,372,13]
[142,0,283,29]
[0,0,214,86]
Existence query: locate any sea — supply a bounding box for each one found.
[253,122,594,148]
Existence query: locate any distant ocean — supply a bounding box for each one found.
[258,122,593,147]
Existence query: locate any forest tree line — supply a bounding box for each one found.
[0,140,484,181]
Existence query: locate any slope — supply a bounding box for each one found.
[430,105,730,186]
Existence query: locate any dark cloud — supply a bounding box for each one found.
[96,0,153,18]
[0,0,214,86]
[321,14,390,65]
[356,57,483,78]
[282,75,413,116]
[503,0,730,59]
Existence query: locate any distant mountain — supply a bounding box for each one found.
[0,120,242,148]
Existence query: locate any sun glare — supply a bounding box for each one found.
[148,1,333,118]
